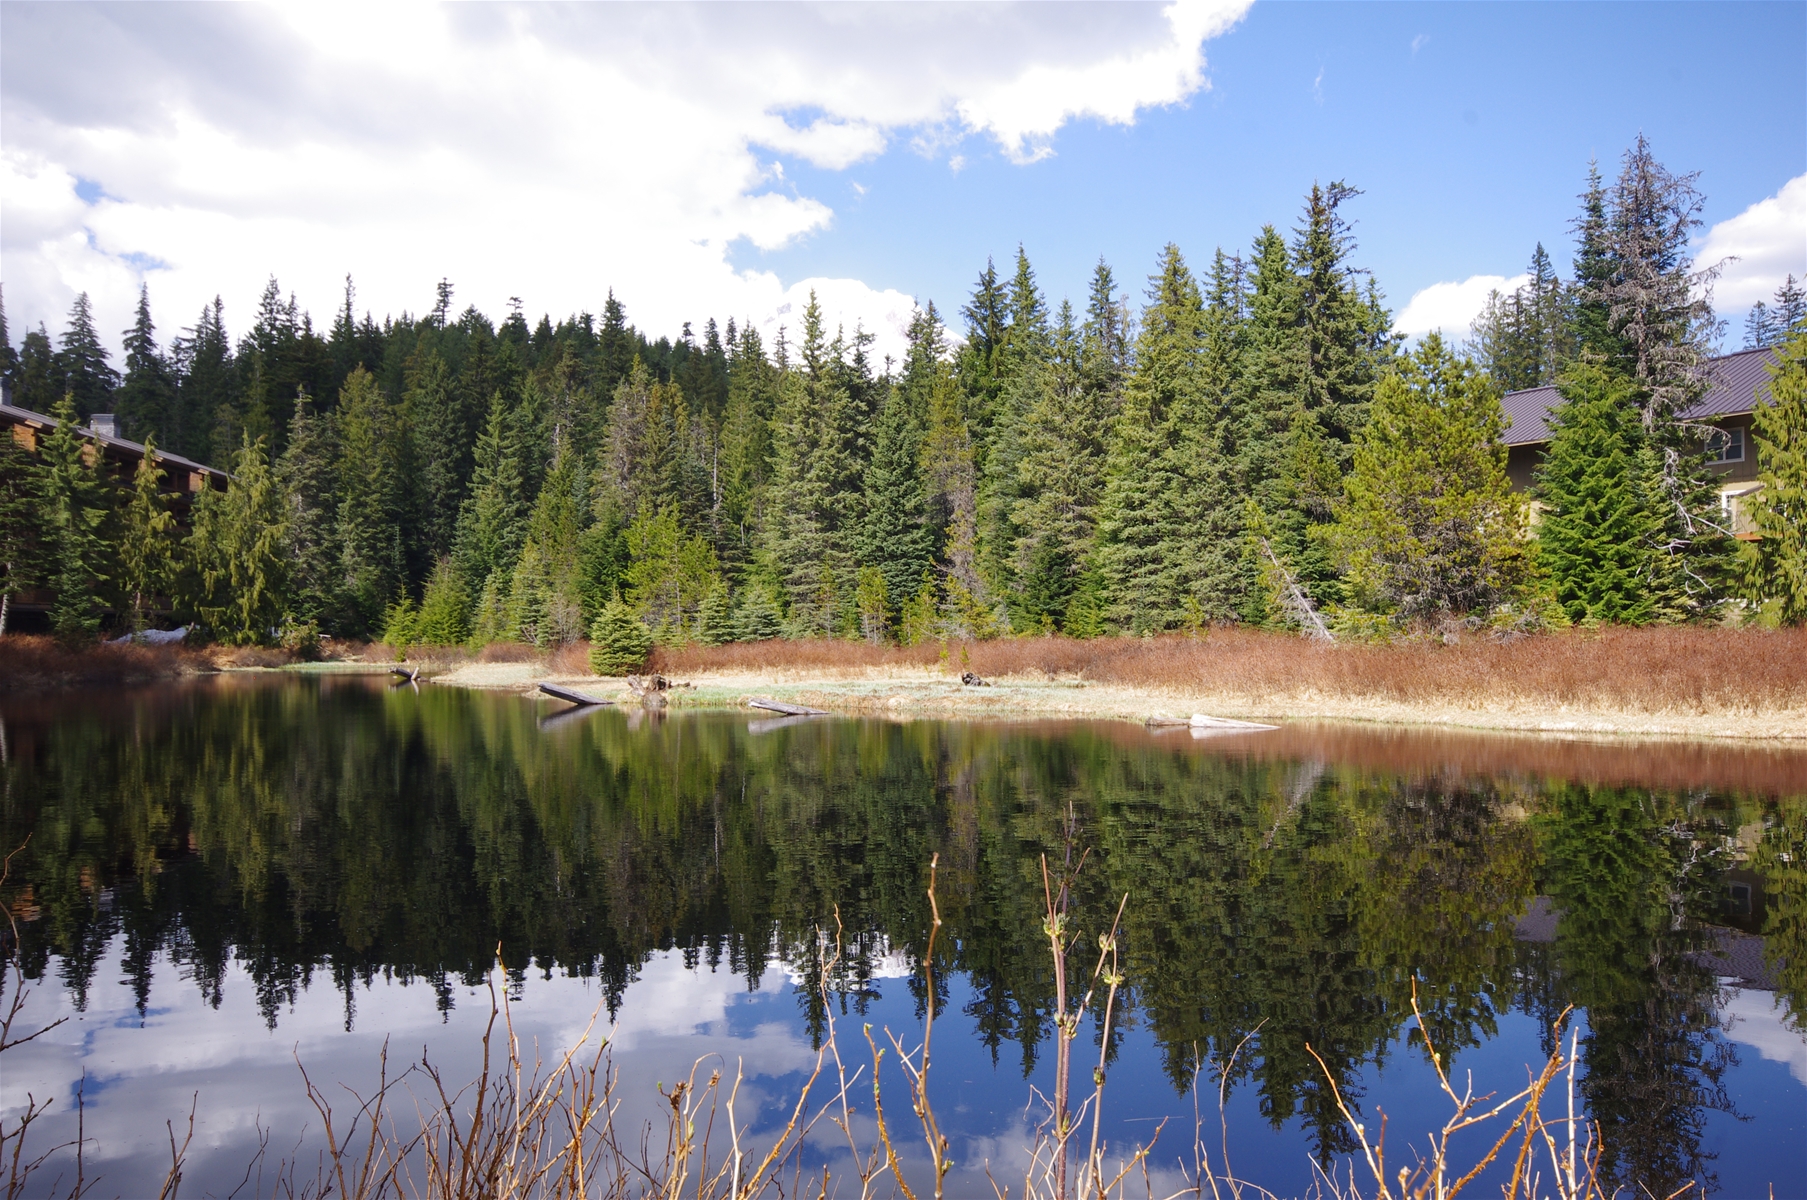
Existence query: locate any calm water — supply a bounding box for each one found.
[2,674,1804,1198]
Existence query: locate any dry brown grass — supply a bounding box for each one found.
[0,634,210,689]
[652,627,1807,717]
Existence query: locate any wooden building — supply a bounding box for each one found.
[2,402,229,625]
[1500,346,1776,537]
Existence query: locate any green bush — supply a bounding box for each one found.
[588,595,653,675]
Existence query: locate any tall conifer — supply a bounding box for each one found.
[117,286,178,444]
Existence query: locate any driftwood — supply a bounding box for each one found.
[538,681,614,707]
[390,666,419,682]
[747,697,829,717]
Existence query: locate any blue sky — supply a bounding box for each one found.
[2,2,1802,362]
[750,2,1806,341]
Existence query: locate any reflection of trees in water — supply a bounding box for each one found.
[1537,784,1740,1197]
[0,679,1792,1183]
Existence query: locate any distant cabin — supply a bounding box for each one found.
[1500,346,1776,539]
[2,402,230,627]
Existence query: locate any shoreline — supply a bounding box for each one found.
[418,660,1807,743]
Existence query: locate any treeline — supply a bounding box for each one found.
[2,135,1805,649]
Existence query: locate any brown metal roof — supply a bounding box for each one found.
[1501,346,1781,446]
[0,402,230,483]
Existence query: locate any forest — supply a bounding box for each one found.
[2,134,1805,654]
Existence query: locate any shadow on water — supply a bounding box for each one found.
[1,674,1803,1197]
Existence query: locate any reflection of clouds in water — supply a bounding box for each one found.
[1721,987,1807,1086]
[0,942,824,1194]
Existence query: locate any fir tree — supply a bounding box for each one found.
[334,368,412,634]
[452,389,527,598]
[172,298,237,465]
[1740,331,1807,623]
[857,386,933,621]
[118,434,178,632]
[718,322,776,570]
[1535,364,1666,624]
[38,396,112,645]
[0,423,36,635]
[1328,334,1528,620]
[597,290,636,399]
[588,593,653,675]
[729,577,785,642]
[408,347,478,559]
[958,258,1009,438]
[1745,276,1806,350]
[55,293,120,420]
[277,396,342,628]
[0,285,18,394]
[188,434,288,645]
[1569,158,1616,358]
[1094,245,1240,632]
[1081,259,1131,405]
[116,285,178,444]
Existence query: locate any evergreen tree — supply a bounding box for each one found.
[1081,259,1131,405]
[452,390,528,599]
[1328,335,1529,620]
[334,367,410,633]
[1470,245,1570,391]
[1744,276,1806,350]
[12,326,57,414]
[172,298,237,465]
[408,347,478,559]
[588,593,653,674]
[0,285,18,394]
[523,446,591,643]
[1569,158,1617,358]
[597,290,636,399]
[718,322,776,571]
[1094,245,1240,632]
[624,505,721,643]
[1740,331,1807,623]
[857,386,933,620]
[38,396,112,645]
[759,293,860,634]
[729,577,785,642]
[277,396,342,628]
[116,285,178,444]
[54,293,120,420]
[958,258,1009,438]
[187,434,288,644]
[1535,364,1666,624]
[0,423,36,635]
[117,435,178,633]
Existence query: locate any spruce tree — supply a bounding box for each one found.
[38,396,112,645]
[116,285,178,444]
[0,285,18,394]
[1535,363,1666,623]
[172,298,237,465]
[958,259,1009,439]
[718,322,776,571]
[118,435,178,633]
[408,348,478,559]
[588,593,653,674]
[1741,331,1807,623]
[1328,334,1528,620]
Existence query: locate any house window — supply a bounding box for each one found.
[1705,426,1744,463]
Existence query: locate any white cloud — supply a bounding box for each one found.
[0,1,1250,366]
[1394,272,1531,340]
[1697,173,1807,313]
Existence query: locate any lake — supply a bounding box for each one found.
[1,674,1803,1198]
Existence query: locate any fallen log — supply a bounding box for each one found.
[1188,713,1278,731]
[538,705,608,731]
[747,696,829,717]
[538,681,615,707]
[390,666,419,684]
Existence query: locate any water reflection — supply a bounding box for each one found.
[1,676,1803,1196]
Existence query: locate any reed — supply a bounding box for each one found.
[0,842,1679,1200]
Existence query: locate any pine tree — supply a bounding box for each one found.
[597,290,637,400]
[523,446,591,642]
[1535,363,1666,624]
[718,323,776,571]
[116,285,178,444]
[1741,331,1807,623]
[1745,276,1807,350]
[38,396,112,645]
[857,386,933,620]
[1081,259,1131,405]
[0,285,19,394]
[187,434,288,645]
[729,577,785,642]
[1328,334,1529,620]
[1569,158,1616,359]
[958,259,1009,439]
[55,293,120,420]
[278,396,342,629]
[1469,245,1571,391]
[118,435,178,633]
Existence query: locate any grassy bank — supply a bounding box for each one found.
[427,627,1807,741]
